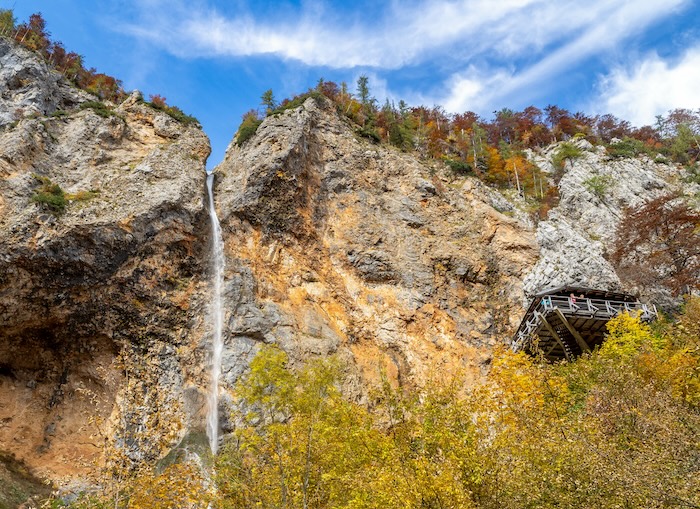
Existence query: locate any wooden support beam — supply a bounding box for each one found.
[554,308,591,354]
[535,311,572,361]
[544,342,557,358]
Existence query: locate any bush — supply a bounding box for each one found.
[551,142,583,169]
[582,174,614,199]
[268,90,324,116]
[68,189,100,201]
[235,113,263,146]
[161,105,198,126]
[606,137,653,159]
[356,125,381,143]
[79,101,116,118]
[443,157,472,174]
[146,95,199,126]
[31,175,67,214]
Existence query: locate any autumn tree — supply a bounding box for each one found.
[217,346,401,508]
[209,309,700,509]
[595,113,632,142]
[128,462,214,509]
[15,12,50,54]
[316,79,340,101]
[612,193,700,296]
[0,8,15,35]
[487,108,518,145]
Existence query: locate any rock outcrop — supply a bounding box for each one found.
[523,139,684,298]
[0,37,90,127]
[213,97,538,411]
[0,37,211,483]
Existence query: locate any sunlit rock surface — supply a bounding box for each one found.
[524,139,683,297]
[1,34,693,495]
[213,97,538,412]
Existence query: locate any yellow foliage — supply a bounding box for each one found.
[59,305,700,509]
[128,463,213,509]
[599,311,656,357]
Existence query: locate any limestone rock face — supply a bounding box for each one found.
[0,38,90,126]
[0,37,211,482]
[213,97,538,408]
[523,140,681,296]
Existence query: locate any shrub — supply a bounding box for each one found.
[606,137,653,159]
[551,142,583,169]
[163,105,198,125]
[79,101,116,118]
[146,95,199,126]
[268,90,324,116]
[356,125,381,143]
[235,112,263,146]
[31,175,67,214]
[67,189,100,201]
[684,164,700,185]
[583,174,614,199]
[443,157,472,174]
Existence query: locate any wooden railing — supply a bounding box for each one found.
[512,296,657,351]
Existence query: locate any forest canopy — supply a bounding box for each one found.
[232,77,700,223]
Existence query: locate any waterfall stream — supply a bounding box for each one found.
[206,173,225,455]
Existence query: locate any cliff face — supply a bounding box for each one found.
[0,38,211,482]
[213,97,538,406]
[523,140,691,304]
[211,98,696,421]
[1,34,695,495]
[0,38,88,126]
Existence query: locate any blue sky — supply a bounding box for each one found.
[5,0,700,167]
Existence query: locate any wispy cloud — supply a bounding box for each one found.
[435,0,689,113]
[120,0,693,115]
[123,0,544,67]
[122,0,683,67]
[594,46,700,125]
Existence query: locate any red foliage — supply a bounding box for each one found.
[612,194,700,296]
[149,94,168,109]
[595,114,632,142]
[317,80,340,101]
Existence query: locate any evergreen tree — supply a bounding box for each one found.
[261,89,276,114]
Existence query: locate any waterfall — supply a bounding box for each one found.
[206,173,225,455]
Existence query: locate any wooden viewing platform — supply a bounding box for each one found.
[512,286,657,361]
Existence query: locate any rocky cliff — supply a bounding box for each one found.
[1,34,695,496]
[211,96,538,411]
[0,37,211,485]
[524,139,694,305]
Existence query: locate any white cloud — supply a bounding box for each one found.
[124,0,545,68]
[122,0,685,70]
[119,0,693,116]
[440,68,511,113]
[596,47,700,125]
[436,0,690,113]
